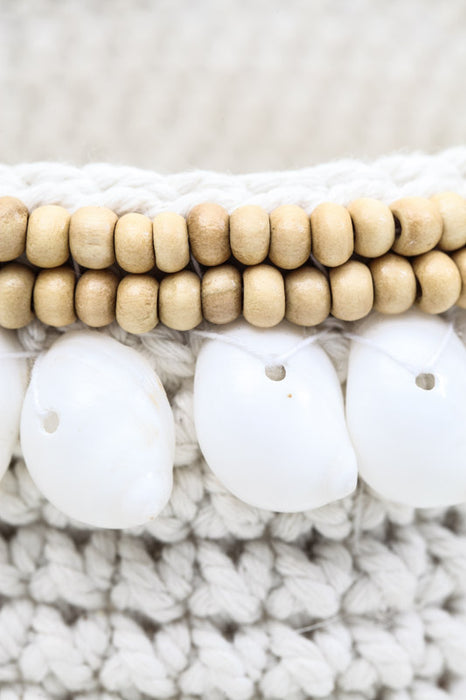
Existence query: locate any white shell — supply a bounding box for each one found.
[0,328,28,480]
[346,309,466,507]
[194,321,357,511]
[20,330,175,528]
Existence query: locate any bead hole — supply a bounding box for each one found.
[415,373,435,391]
[265,364,286,381]
[42,411,59,434]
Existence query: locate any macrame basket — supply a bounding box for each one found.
[1,150,466,700]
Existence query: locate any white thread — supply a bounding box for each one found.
[0,351,40,359]
[345,322,455,376]
[191,328,329,368]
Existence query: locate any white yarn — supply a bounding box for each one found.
[1,151,466,698]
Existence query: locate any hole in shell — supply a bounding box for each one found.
[265,364,286,381]
[415,373,435,391]
[43,411,59,433]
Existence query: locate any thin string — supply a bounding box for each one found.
[191,328,331,367]
[29,352,50,418]
[0,350,40,359]
[344,322,455,376]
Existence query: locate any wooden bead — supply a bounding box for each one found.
[230,205,270,265]
[26,205,70,268]
[285,266,331,326]
[390,197,442,256]
[330,261,373,321]
[114,213,155,273]
[75,270,119,327]
[243,264,285,328]
[430,192,466,251]
[0,196,28,262]
[159,270,202,331]
[310,203,353,267]
[187,203,230,266]
[269,205,310,269]
[0,263,35,329]
[452,248,466,309]
[33,266,76,327]
[201,264,242,325]
[369,253,416,314]
[116,275,159,334]
[412,250,461,314]
[70,206,117,269]
[152,212,190,273]
[347,198,395,257]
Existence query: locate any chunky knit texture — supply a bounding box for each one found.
[1,152,466,698]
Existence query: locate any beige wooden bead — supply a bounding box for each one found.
[310,203,353,267]
[33,266,76,327]
[114,213,155,273]
[369,253,416,314]
[159,270,202,331]
[347,198,395,257]
[0,196,28,262]
[26,205,70,268]
[0,263,35,329]
[201,264,242,325]
[390,197,442,256]
[330,260,373,321]
[285,266,331,326]
[430,192,466,252]
[243,264,285,328]
[75,269,119,327]
[230,205,270,265]
[70,206,117,269]
[452,248,466,308]
[153,212,190,273]
[269,205,311,269]
[412,250,461,314]
[187,203,230,266]
[116,274,159,334]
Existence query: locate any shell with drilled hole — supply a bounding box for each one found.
[346,309,466,507]
[194,320,358,511]
[20,330,175,527]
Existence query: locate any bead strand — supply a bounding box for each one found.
[3,194,466,277]
[0,247,465,332]
[0,193,466,332]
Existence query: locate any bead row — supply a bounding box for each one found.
[2,193,466,276]
[1,248,466,333]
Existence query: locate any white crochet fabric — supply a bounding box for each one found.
[1,151,466,699]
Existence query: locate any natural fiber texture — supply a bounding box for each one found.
[2,152,466,699]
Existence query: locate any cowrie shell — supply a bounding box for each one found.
[194,321,357,512]
[20,330,175,528]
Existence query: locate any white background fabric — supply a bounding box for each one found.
[1,0,466,172]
